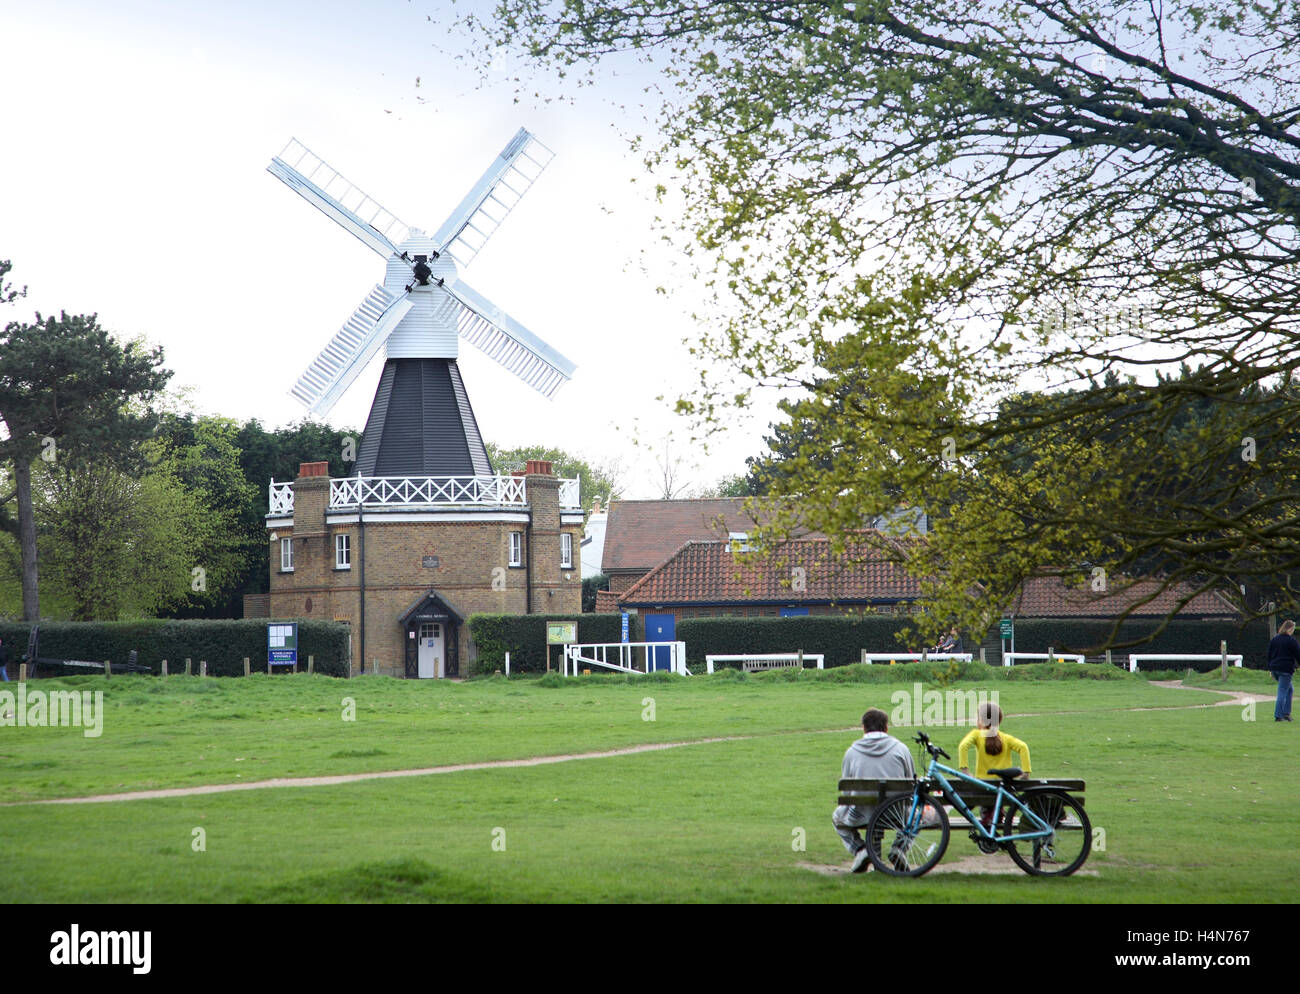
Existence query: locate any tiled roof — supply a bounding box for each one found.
[619,539,920,606]
[600,499,757,573]
[601,497,826,573]
[612,540,1241,620]
[1008,574,1238,619]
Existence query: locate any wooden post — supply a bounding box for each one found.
[921,648,928,666]
[505,651,511,676]
[1105,649,1112,668]
[797,648,805,671]
[19,663,27,682]
[1220,639,1228,681]
[979,647,986,665]
[185,657,192,676]
[200,660,207,678]
[161,659,168,676]
[104,659,112,679]
[243,657,251,677]
[308,654,315,674]
[1048,646,1055,666]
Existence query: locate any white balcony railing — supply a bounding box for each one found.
[269,480,294,515]
[266,475,581,513]
[331,475,527,508]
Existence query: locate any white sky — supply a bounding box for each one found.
[0,0,773,498]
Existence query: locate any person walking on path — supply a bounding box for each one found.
[1268,620,1300,722]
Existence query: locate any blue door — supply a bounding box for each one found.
[780,607,810,617]
[645,613,675,671]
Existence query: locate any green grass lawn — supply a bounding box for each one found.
[0,665,1291,902]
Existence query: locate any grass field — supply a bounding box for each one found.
[0,664,1291,902]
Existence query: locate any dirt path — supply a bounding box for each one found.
[1147,679,1273,706]
[12,736,754,806]
[8,679,1272,807]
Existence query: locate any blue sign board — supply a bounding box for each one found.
[268,622,298,667]
[621,612,630,644]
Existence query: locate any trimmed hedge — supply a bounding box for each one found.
[677,616,917,670]
[467,613,630,676]
[0,619,351,677]
[676,615,1274,672]
[1002,618,1273,671]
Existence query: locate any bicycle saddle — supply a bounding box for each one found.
[987,768,1023,781]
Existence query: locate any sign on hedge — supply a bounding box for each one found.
[546,622,577,645]
[268,623,298,667]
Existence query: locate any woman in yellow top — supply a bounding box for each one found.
[957,702,1030,828]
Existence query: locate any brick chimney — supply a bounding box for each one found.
[292,462,331,559]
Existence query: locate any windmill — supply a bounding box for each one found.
[267,129,575,477]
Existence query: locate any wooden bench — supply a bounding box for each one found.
[839,777,1087,820]
[742,658,802,672]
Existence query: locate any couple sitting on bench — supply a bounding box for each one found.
[832,703,1030,872]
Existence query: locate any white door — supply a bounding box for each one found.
[417,623,444,678]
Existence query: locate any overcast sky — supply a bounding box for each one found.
[1,0,774,498]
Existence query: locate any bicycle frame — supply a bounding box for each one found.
[910,755,1054,843]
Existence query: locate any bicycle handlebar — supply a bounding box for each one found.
[915,731,951,760]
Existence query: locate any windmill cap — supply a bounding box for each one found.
[399,229,436,254]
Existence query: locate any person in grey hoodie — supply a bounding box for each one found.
[833,707,917,872]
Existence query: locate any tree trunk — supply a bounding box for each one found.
[14,457,39,622]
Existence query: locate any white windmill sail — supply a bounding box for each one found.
[441,277,576,398]
[268,139,412,259]
[432,128,555,268]
[291,286,414,415]
[269,127,575,420]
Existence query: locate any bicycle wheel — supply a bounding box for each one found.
[865,794,950,877]
[1002,790,1091,877]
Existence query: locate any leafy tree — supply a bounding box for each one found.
[33,449,203,620]
[0,302,170,620]
[696,473,760,499]
[467,1,1300,639]
[487,442,626,512]
[151,415,260,618]
[582,572,610,613]
[226,418,363,604]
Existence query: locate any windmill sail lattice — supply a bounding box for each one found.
[433,128,555,268]
[289,285,413,414]
[269,139,412,259]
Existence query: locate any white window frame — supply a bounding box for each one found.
[509,531,523,567]
[560,532,573,569]
[280,537,294,572]
[335,533,351,570]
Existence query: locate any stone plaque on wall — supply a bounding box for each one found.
[422,556,440,569]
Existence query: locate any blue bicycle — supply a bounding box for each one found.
[864,732,1091,877]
